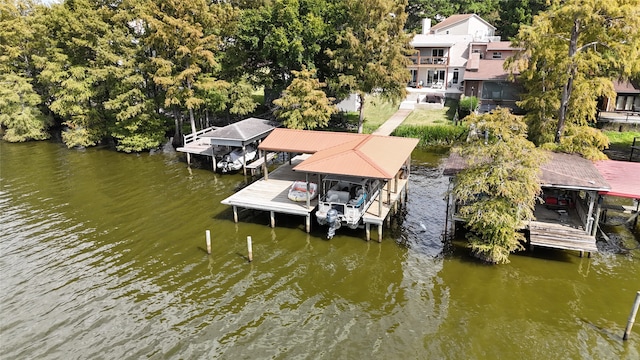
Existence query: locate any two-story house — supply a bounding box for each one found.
[408,15,499,92]
[407,14,521,112]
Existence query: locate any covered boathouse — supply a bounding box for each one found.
[176,118,279,175]
[443,152,612,257]
[221,128,419,241]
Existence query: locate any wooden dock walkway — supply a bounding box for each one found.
[221,155,318,231]
[528,220,598,256]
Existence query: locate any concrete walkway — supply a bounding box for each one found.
[371,109,412,136]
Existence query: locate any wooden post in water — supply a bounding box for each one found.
[623,291,640,340]
[205,230,211,255]
[247,236,253,262]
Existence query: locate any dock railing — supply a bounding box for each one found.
[183,126,217,146]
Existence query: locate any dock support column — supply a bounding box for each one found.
[365,224,371,241]
[187,153,191,165]
[586,191,596,234]
[233,206,238,223]
[306,173,311,209]
[270,211,275,228]
[242,145,247,177]
[592,195,603,236]
[624,291,640,340]
[377,225,383,243]
[212,155,217,172]
[305,215,311,233]
[394,173,399,193]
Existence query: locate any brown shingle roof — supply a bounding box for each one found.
[464,59,510,80]
[613,80,640,94]
[486,41,516,51]
[539,152,610,191]
[258,128,419,179]
[444,151,611,191]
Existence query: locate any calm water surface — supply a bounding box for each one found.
[1,140,639,359]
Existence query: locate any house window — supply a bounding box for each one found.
[432,49,444,57]
[452,69,459,84]
[492,52,502,59]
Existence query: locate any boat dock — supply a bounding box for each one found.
[221,154,411,241]
[221,155,318,232]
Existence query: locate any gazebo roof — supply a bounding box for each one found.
[200,118,279,147]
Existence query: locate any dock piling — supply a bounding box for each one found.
[623,291,640,340]
[206,230,211,255]
[247,236,253,262]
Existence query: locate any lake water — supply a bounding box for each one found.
[1,140,639,359]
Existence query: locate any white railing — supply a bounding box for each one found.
[183,126,217,145]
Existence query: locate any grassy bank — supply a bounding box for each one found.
[362,95,401,133]
[604,130,640,148]
[392,124,467,146]
[402,98,458,126]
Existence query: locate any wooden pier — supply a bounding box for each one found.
[221,155,318,232]
[221,154,410,240]
[528,221,598,257]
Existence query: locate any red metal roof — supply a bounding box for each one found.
[593,160,640,198]
[258,128,419,179]
[258,128,363,153]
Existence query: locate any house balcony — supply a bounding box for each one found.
[408,55,449,66]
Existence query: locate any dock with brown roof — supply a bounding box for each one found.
[220,128,418,241]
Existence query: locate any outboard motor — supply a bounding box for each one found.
[326,208,339,239]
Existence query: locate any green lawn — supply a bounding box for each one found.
[402,98,459,126]
[362,94,401,133]
[604,130,640,148]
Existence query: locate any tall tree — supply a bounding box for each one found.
[508,0,640,158]
[225,0,330,104]
[141,0,229,136]
[273,67,337,129]
[405,0,456,32]
[33,0,110,148]
[326,0,412,133]
[452,108,546,264]
[0,0,51,142]
[496,0,548,40]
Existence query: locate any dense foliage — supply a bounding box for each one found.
[507,0,640,159]
[273,67,337,129]
[451,108,546,264]
[1,0,554,148]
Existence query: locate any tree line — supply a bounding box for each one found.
[1,0,549,151]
